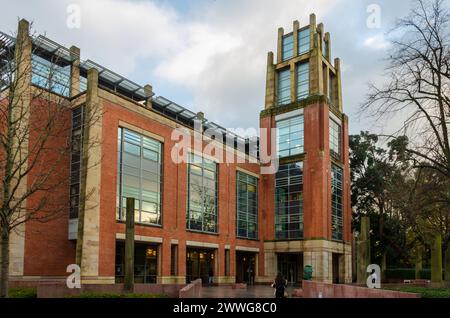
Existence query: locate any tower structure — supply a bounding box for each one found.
[259,14,352,284]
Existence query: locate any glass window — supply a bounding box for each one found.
[31,54,70,97]
[331,164,344,241]
[236,171,258,239]
[275,162,303,239]
[187,153,218,233]
[117,128,162,226]
[329,119,341,157]
[298,28,310,55]
[276,116,304,158]
[277,68,291,106]
[296,62,309,100]
[69,106,84,219]
[282,34,294,61]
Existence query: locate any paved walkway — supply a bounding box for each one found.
[200,285,298,298]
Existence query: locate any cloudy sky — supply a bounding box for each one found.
[0,0,417,135]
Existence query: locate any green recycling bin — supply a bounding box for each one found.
[303,265,313,280]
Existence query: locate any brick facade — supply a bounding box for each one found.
[3,14,352,286]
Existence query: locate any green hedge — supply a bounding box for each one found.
[385,268,440,280]
[387,286,450,298]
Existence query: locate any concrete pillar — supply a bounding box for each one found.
[264,52,276,109]
[69,46,80,97]
[9,19,32,279]
[431,234,443,284]
[276,27,284,64]
[334,58,343,111]
[293,20,299,57]
[324,32,331,60]
[309,14,316,51]
[290,61,296,103]
[144,84,153,109]
[124,197,135,292]
[76,67,104,283]
[356,216,370,285]
[309,32,323,96]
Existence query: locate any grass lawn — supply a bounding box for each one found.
[386,286,450,298]
[8,288,37,298]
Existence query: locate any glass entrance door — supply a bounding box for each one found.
[277,253,302,285]
[186,248,215,284]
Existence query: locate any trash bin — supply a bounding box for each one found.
[303,265,313,280]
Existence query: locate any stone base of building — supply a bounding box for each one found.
[264,239,352,284]
[214,276,236,284]
[157,276,186,284]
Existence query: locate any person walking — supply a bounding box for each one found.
[271,272,288,298]
[208,268,214,285]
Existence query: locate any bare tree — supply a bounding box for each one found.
[362,0,450,178]
[0,20,99,297]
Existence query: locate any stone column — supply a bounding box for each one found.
[276,27,284,63]
[293,20,299,57]
[76,67,104,283]
[8,19,32,280]
[334,58,343,111]
[356,216,370,285]
[431,234,442,285]
[144,84,153,109]
[69,46,80,97]
[264,52,276,109]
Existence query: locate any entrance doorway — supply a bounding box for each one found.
[277,253,302,285]
[186,248,215,284]
[332,253,341,284]
[115,241,158,284]
[236,252,256,284]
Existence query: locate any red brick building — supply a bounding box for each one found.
[1,15,351,287]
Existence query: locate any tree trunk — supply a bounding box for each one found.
[445,242,450,282]
[431,234,442,284]
[0,227,9,298]
[124,197,135,293]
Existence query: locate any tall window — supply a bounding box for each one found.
[331,164,343,241]
[187,153,218,233]
[275,162,303,239]
[282,34,294,61]
[277,116,304,158]
[329,119,341,157]
[236,171,258,239]
[69,106,84,219]
[298,28,310,54]
[296,62,309,100]
[277,69,291,105]
[117,128,162,225]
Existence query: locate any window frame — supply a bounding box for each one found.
[236,171,259,240]
[117,127,163,227]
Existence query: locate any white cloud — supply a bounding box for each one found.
[363,34,391,50]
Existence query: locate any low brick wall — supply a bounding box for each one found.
[179,279,202,298]
[302,281,421,298]
[36,283,185,298]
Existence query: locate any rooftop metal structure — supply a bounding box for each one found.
[0,30,259,156]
